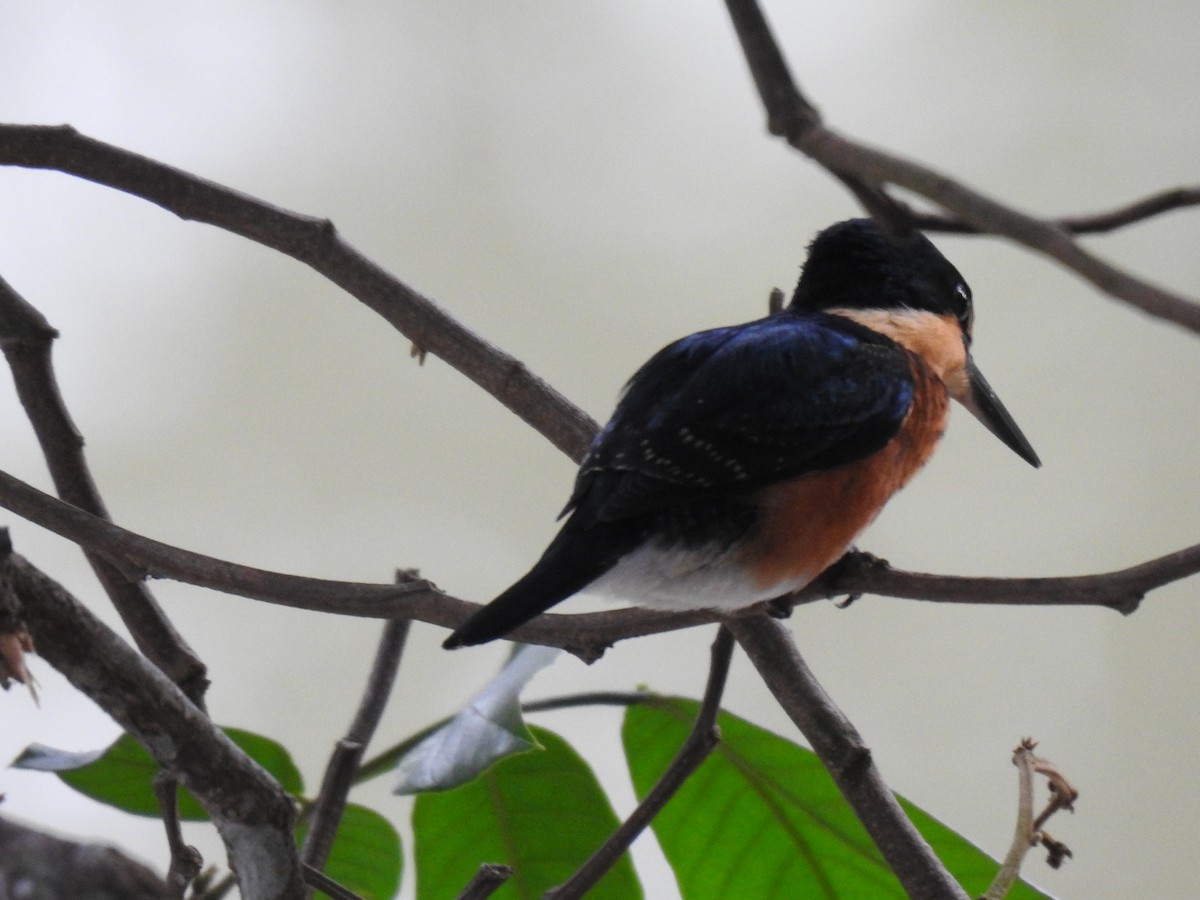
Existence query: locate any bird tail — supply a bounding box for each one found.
[443,521,635,649]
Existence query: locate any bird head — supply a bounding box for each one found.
[791,218,1040,467]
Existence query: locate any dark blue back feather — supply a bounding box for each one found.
[564,310,914,526]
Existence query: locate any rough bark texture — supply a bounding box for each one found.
[0,813,173,900]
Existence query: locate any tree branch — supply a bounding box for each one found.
[455,864,513,900]
[984,739,1078,899]
[802,546,1200,616]
[915,186,1200,235]
[0,123,598,463]
[0,465,445,614]
[301,865,363,900]
[722,0,1200,334]
[0,272,209,702]
[1,464,1197,660]
[726,614,969,900]
[984,742,1038,900]
[1,537,305,900]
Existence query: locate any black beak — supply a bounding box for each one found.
[960,358,1040,467]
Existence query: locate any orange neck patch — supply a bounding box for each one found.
[739,356,949,591]
[829,308,970,400]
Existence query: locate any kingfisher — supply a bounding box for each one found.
[444,218,1039,649]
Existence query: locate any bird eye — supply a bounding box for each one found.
[954,283,974,337]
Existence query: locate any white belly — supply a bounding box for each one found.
[583,541,814,612]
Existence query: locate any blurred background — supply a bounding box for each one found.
[2,2,1199,897]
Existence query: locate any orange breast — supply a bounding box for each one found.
[739,358,949,590]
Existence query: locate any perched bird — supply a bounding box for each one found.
[444,218,1039,649]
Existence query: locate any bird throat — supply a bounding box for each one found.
[828,308,970,400]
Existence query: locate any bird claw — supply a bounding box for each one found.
[764,596,794,619]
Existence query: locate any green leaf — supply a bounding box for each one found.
[623,699,1052,900]
[413,725,642,899]
[394,643,559,794]
[13,727,304,820]
[299,803,401,900]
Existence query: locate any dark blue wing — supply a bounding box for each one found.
[564,311,915,525]
[444,310,917,648]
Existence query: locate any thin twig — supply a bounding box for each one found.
[916,186,1200,235]
[727,614,969,900]
[984,739,1078,899]
[984,742,1037,900]
[0,273,208,702]
[545,627,735,900]
[1026,746,1078,867]
[302,618,411,872]
[0,466,444,614]
[523,691,656,715]
[152,772,203,898]
[301,864,363,900]
[722,0,1200,334]
[455,863,513,899]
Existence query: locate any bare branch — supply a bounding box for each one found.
[546,627,734,899]
[1,541,305,900]
[982,741,1038,900]
[151,772,203,897]
[0,123,598,462]
[1025,744,1078,868]
[984,739,1078,899]
[302,618,410,872]
[0,466,445,614]
[455,864,513,900]
[915,186,1200,235]
[0,273,208,701]
[722,0,1200,334]
[301,865,363,900]
[1,464,1198,660]
[802,547,1200,616]
[726,614,969,900]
